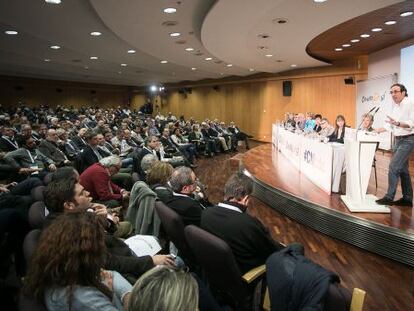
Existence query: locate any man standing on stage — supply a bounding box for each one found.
[375,83,414,207]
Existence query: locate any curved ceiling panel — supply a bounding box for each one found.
[307,1,414,63]
[201,0,401,73]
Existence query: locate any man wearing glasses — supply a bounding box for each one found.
[375,83,414,207]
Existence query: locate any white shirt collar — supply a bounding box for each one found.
[218,202,242,213]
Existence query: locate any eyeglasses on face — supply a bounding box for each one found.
[390,90,401,94]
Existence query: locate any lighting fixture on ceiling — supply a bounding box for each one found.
[150,85,158,92]
[226,64,233,67]
[45,0,62,4]
[334,48,343,51]
[90,56,98,60]
[342,44,351,47]
[249,68,255,72]
[265,54,273,57]
[360,34,370,38]
[163,8,177,14]
[371,28,382,32]
[44,59,51,62]
[191,67,197,71]
[313,0,328,3]
[160,60,168,64]
[205,57,212,61]
[121,63,127,67]
[50,45,60,49]
[384,20,396,25]
[400,11,413,17]
[169,32,181,37]
[127,49,136,54]
[84,66,89,69]
[90,31,102,36]
[290,64,297,67]
[5,30,18,35]
[185,47,194,51]
[276,60,283,62]
[350,39,360,43]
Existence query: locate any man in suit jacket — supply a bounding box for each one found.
[164,166,205,227]
[38,129,70,167]
[79,130,106,172]
[0,127,19,152]
[133,135,161,178]
[71,127,88,151]
[201,173,284,274]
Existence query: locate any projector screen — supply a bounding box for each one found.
[400,45,414,94]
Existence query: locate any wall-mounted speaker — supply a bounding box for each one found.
[344,77,355,85]
[213,85,220,92]
[283,80,292,97]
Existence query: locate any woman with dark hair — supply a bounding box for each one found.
[328,115,346,144]
[23,212,132,311]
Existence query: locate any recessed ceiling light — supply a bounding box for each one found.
[90,31,102,36]
[360,34,370,38]
[90,56,98,60]
[265,54,273,57]
[163,8,177,14]
[205,57,212,61]
[5,30,18,35]
[334,48,343,51]
[84,66,89,69]
[313,0,328,2]
[384,20,396,25]
[121,63,127,67]
[44,59,51,62]
[50,45,60,49]
[400,11,413,17]
[185,47,194,51]
[290,64,297,67]
[226,64,233,67]
[191,67,197,71]
[127,49,136,54]
[160,60,168,64]
[342,44,351,47]
[350,39,360,43]
[220,73,224,75]
[45,0,61,4]
[249,68,255,72]
[169,32,181,37]
[371,28,382,32]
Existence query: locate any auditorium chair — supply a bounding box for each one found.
[42,172,53,185]
[184,225,266,311]
[30,185,45,202]
[154,201,198,270]
[28,201,47,229]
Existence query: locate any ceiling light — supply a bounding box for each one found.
[5,30,18,35]
[360,34,370,38]
[45,0,61,4]
[220,73,224,75]
[169,32,181,37]
[90,31,102,36]
[265,54,273,57]
[127,49,136,54]
[163,8,177,14]
[205,57,212,61]
[249,68,255,72]
[350,39,360,43]
[84,66,89,69]
[384,20,396,25]
[191,67,197,71]
[342,44,351,47]
[160,60,168,64]
[400,11,413,17]
[150,85,157,92]
[313,0,328,2]
[44,59,51,62]
[121,63,127,67]
[226,64,233,67]
[185,47,194,51]
[50,45,60,49]
[90,56,98,60]
[290,64,297,67]
[334,48,343,51]
[371,28,382,32]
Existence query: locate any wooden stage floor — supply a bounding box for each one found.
[243,144,414,234]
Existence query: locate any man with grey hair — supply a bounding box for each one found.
[80,155,130,208]
[38,129,70,167]
[164,166,205,226]
[201,172,285,274]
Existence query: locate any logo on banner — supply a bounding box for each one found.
[361,92,386,105]
[304,149,313,163]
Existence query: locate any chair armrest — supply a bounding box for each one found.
[242,264,266,284]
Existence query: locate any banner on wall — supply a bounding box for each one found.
[356,74,397,150]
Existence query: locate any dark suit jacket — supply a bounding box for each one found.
[38,139,67,165]
[160,136,179,152]
[0,136,19,152]
[79,145,105,172]
[133,147,160,177]
[164,193,204,227]
[72,136,87,150]
[201,202,283,274]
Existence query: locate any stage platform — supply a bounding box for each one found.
[241,144,414,267]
